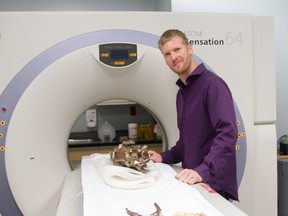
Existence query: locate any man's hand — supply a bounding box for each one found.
[147,150,162,163]
[176,168,203,185]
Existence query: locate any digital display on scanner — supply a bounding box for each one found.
[110,50,128,60]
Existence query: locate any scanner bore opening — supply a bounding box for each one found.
[67,99,166,170]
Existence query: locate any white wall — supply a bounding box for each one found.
[171,0,288,140]
[0,0,170,11]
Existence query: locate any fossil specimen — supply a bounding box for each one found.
[110,140,150,172]
[126,202,161,216]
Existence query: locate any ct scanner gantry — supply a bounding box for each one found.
[0,12,276,216]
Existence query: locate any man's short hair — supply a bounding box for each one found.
[158,29,189,49]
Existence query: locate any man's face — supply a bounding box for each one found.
[160,36,193,76]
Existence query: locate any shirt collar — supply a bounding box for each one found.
[176,63,206,88]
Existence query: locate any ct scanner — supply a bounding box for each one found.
[0,12,276,215]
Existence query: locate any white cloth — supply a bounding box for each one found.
[97,157,161,189]
[81,154,224,216]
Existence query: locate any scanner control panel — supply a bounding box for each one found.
[99,43,137,67]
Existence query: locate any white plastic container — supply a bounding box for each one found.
[128,123,138,139]
[98,121,116,142]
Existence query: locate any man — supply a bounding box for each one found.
[148,29,239,201]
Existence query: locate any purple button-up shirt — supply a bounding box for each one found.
[161,63,239,200]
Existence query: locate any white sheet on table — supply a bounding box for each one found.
[81,155,224,216]
[98,157,161,189]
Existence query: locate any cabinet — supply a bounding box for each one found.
[278,158,288,216]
